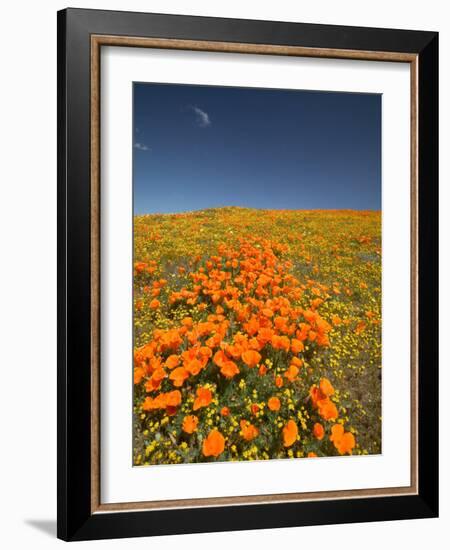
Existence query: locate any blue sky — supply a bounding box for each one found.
[133,83,381,214]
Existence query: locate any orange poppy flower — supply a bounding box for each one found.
[169,366,189,387]
[261,308,274,318]
[145,367,166,392]
[330,423,344,442]
[296,325,309,342]
[268,396,281,411]
[290,356,303,367]
[316,317,331,334]
[275,375,284,388]
[165,354,180,369]
[336,432,356,455]
[284,364,299,382]
[240,420,259,441]
[134,261,147,273]
[141,396,156,411]
[244,317,260,336]
[165,390,182,407]
[319,378,335,397]
[303,309,317,324]
[220,360,240,379]
[291,338,304,354]
[309,384,324,407]
[193,387,213,410]
[272,334,291,352]
[241,350,261,367]
[332,315,342,326]
[307,452,318,458]
[134,366,145,385]
[220,406,230,417]
[317,333,330,347]
[311,298,323,310]
[184,358,203,376]
[318,398,338,421]
[142,389,181,412]
[330,424,356,455]
[198,346,212,360]
[150,299,160,309]
[274,316,289,331]
[223,343,241,360]
[152,393,168,409]
[313,422,325,440]
[249,337,263,351]
[257,327,274,344]
[283,420,298,447]
[213,349,228,367]
[182,415,199,434]
[202,429,225,457]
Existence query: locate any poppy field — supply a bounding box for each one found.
[133,207,381,465]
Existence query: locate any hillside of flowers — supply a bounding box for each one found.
[133,207,381,465]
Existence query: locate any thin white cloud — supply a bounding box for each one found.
[191,105,211,127]
[134,142,150,151]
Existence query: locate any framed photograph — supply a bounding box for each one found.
[57,8,438,541]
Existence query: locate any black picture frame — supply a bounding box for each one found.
[57,7,438,541]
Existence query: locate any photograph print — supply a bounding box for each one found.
[132,82,382,466]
